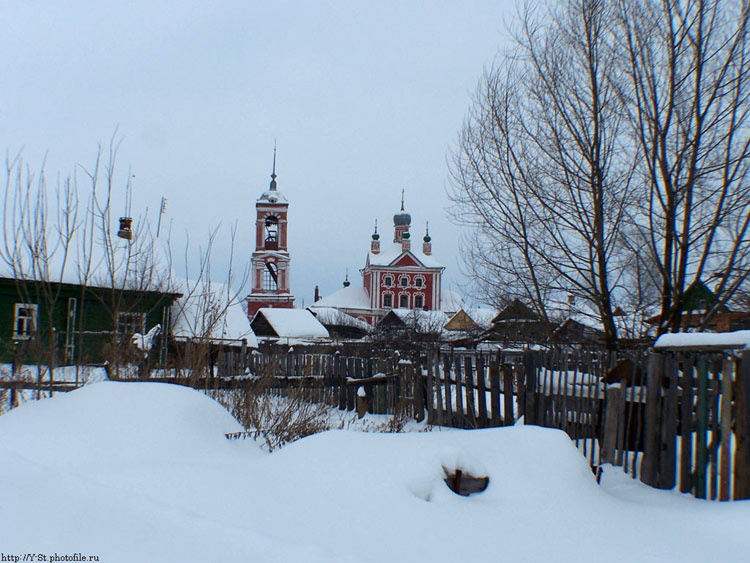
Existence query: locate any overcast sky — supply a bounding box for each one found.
[1,1,513,306]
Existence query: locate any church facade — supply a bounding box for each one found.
[312,197,445,326]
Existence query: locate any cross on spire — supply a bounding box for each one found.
[269,140,278,191]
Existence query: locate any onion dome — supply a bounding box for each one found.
[424,222,431,242]
[393,189,411,226]
[372,219,380,240]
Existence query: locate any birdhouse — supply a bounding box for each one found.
[117,217,133,240]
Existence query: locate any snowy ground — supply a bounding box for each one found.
[2,382,750,562]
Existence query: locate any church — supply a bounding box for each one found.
[246,154,448,333]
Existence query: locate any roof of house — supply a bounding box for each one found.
[253,308,330,339]
[312,285,371,310]
[171,280,257,346]
[445,308,498,331]
[306,307,372,332]
[380,309,449,333]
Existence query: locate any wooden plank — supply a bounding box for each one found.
[601,385,624,466]
[641,352,663,488]
[659,354,678,490]
[489,360,501,426]
[524,351,537,426]
[735,351,750,500]
[442,354,453,424]
[476,354,488,427]
[720,357,733,501]
[503,364,515,426]
[464,355,476,427]
[695,357,709,499]
[709,361,721,501]
[454,356,464,426]
[679,357,695,494]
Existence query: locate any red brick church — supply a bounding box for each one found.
[313,193,445,325]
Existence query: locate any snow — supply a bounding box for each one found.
[257,308,330,339]
[368,242,444,269]
[312,285,372,309]
[171,279,258,346]
[655,330,750,350]
[307,306,372,331]
[3,383,750,562]
[390,308,449,332]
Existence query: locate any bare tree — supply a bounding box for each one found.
[450,0,636,348]
[617,0,750,334]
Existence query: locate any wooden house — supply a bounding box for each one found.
[0,276,181,366]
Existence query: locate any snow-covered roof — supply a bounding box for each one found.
[171,279,258,347]
[367,243,444,269]
[388,309,449,332]
[654,330,750,350]
[257,189,287,204]
[312,285,371,310]
[306,307,372,332]
[255,308,330,339]
[460,308,499,330]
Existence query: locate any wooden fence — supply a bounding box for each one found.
[4,344,749,500]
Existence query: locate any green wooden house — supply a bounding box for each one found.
[0,276,182,366]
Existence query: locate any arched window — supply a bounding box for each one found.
[414,295,424,309]
[265,215,279,244]
[382,293,393,308]
[263,262,278,291]
[415,276,424,288]
[399,276,409,288]
[383,275,393,287]
[399,294,409,308]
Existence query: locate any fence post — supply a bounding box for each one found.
[659,354,678,490]
[489,360,501,426]
[524,350,537,426]
[641,351,663,488]
[476,354,488,427]
[695,356,709,498]
[601,385,624,466]
[719,357,733,501]
[503,363,515,426]
[734,351,750,499]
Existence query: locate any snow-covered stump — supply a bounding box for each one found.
[442,467,489,496]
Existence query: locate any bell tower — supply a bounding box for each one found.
[246,148,295,319]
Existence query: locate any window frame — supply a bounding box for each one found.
[13,303,38,340]
[382,293,393,308]
[414,294,424,309]
[399,275,409,288]
[117,311,146,337]
[399,293,409,309]
[383,275,393,288]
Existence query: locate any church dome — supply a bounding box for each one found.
[393,210,411,226]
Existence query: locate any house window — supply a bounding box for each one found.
[263,262,278,291]
[13,303,38,339]
[399,276,409,288]
[383,275,393,287]
[414,295,424,309]
[399,294,409,308]
[117,311,146,336]
[415,276,424,288]
[382,294,393,308]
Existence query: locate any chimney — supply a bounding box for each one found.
[314,285,320,303]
